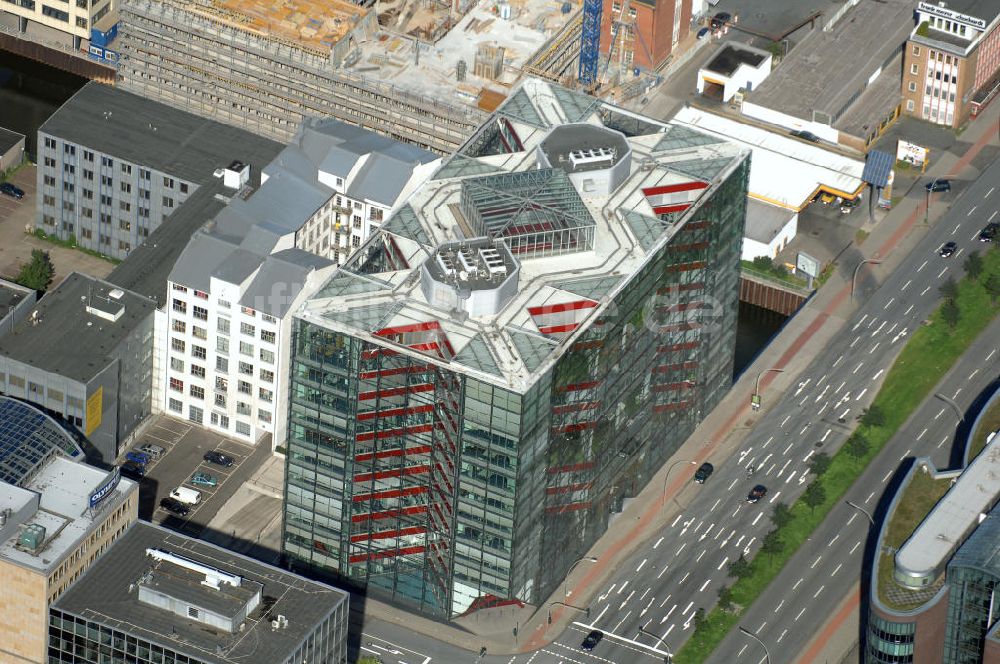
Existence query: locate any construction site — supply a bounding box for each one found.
[117,0,590,153]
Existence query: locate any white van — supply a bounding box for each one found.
[169,486,202,505]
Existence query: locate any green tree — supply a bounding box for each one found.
[717,585,734,612]
[771,502,793,529]
[761,529,784,561]
[727,554,751,580]
[985,273,1000,303]
[964,250,984,280]
[861,404,886,428]
[845,432,870,460]
[939,276,958,301]
[802,482,827,514]
[693,607,707,630]
[15,249,54,292]
[941,298,961,329]
[809,452,832,477]
[751,256,774,272]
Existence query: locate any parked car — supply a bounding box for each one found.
[939,241,958,258]
[159,497,191,517]
[0,182,24,199]
[120,460,146,480]
[978,222,999,242]
[791,129,821,143]
[190,471,218,487]
[840,197,861,214]
[697,26,711,40]
[203,450,234,467]
[169,486,202,505]
[581,630,604,652]
[925,179,951,192]
[125,450,150,466]
[818,192,838,205]
[711,11,731,28]
[747,484,768,504]
[694,462,714,484]
[138,443,166,459]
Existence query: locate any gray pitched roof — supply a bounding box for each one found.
[346,153,414,205]
[167,232,238,293]
[240,251,331,317]
[213,248,263,285]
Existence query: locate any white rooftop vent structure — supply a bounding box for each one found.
[536,123,632,197]
[421,238,519,317]
[223,160,250,190]
[146,548,243,590]
[108,288,125,300]
[568,147,617,169]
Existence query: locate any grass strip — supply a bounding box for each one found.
[676,246,1000,663]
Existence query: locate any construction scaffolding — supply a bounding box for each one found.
[118,0,486,153]
[522,8,582,83]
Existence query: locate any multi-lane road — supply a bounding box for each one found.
[354,152,1000,664]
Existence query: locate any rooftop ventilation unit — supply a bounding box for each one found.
[568,147,616,170]
[146,548,243,590]
[18,523,46,552]
[108,289,125,300]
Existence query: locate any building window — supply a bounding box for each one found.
[171,338,185,352]
[910,63,918,75]
[169,398,183,413]
[215,394,227,408]
[180,183,189,194]
[260,348,275,364]
[235,421,251,436]
[261,313,277,324]
[241,306,255,317]
[169,378,184,392]
[908,81,917,92]
[188,406,203,424]
[216,356,229,373]
[239,341,254,356]
[218,317,230,334]
[239,362,253,376]
[194,290,208,300]
[170,358,184,372]
[912,45,920,56]
[191,365,206,378]
[260,329,276,344]
[42,5,69,21]
[241,322,255,336]
[217,337,229,354]
[215,376,228,391]
[193,305,208,321]
[236,402,252,416]
[172,299,187,314]
[190,385,205,400]
[237,381,253,396]
[218,299,231,308]
[192,345,207,360]
[192,326,207,340]
[906,99,915,111]
[259,387,273,403]
[172,320,186,333]
[258,409,272,423]
[260,369,274,383]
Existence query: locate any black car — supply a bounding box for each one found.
[0,182,24,199]
[747,485,767,504]
[159,497,191,517]
[120,460,146,480]
[581,630,604,652]
[979,222,999,242]
[694,462,714,484]
[925,179,951,193]
[790,129,821,143]
[939,241,958,258]
[203,450,234,467]
[711,11,731,28]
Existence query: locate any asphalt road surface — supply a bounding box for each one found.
[362,157,1000,664]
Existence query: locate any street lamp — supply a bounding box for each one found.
[738,626,771,664]
[638,623,673,662]
[851,258,883,298]
[925,178,942,223]
[751,369,783,411]
[547,601,590,625]
[845,500,875,526]
[564,556,598,598]
[662,459,697,509]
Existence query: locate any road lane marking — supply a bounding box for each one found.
[717,556,729,571]
[882,469,893,482]
[833,354,843,367]
[853,362,863,374]
[774,600,784,613]
[921,286,931,296]
[796,607,806,621]
[935,407,946,420]
[884,297,895,309]
[937,267,948,278]
[636,559,647,572]
[832,563,843,576]
[917,260,927,272]
[850,541,861,555]
[969,368,980,380]
[769,490,781,504]
[904,304,914,315]
[829,534,840,546]
[969,205,978,216]
[988,349,997,361]
[900,449,910,460]
[901,279,911,291]
[866,491,875,503]
[869,342,880,354]
[847,513,857,526]
[872,369,884,380]
[793,577,803,590]
[752,512,763,526]
[811,555,823,569]
[917,427,927,440]
[654,537,664,549]
[781,415,791,427]
[856,388,868,400]
[783,443,793,454]
[993,210,1000,221]
[777,628,788,644]
[814,585,825,598]
[699,579,710,592]
[986,187,994,198]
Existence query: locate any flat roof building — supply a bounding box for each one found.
[50,521,349,664]
[697,43,773,104]
[0,396,138,663]
[284,77,750,617]
[0,278,36,337]
[0,273,156,464]
[37,82,283,261]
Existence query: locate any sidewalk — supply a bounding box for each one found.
[365,105,1000,656]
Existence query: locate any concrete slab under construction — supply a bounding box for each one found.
[208,0,369,54]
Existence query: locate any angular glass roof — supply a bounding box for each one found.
[382,204,432,246]
[431,155,504,182]
[0,397,82,486]
[550,86,601,123]
[669,157,734,182]
[323,301,402,332]
[499,87,547,127]
[623,209,669,251]
[555,275,624,302]
[508,328,558,373]
[654,125,724,151]
[452,334,503,376]
[314,270,391,299]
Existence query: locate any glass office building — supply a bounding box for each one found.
[283,78,750,618]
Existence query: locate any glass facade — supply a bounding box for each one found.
[866,614,916,663]
[283,154,749,617]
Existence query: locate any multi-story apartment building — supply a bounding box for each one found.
[901,1,1000,127]
[160,120,438,447]
[283,78,749,617]
[0,396,138,663]
[600,0,695,71]
[263,117,440,265]
[0,273,156,464]
[0,0,115,51]
[37,82,281,261]
[49,521,349,664]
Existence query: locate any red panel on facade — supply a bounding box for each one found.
[528,300,598,316]
[642,181,708,196]
[651,203,691,215]
[665,261,707,273]
[658,322,701,333]
[358,383,435,401]
[653,401,691,413]
[557,380,601,392]
[551,402,601,415]
[545,481,593,495]
[572,340,605,351]
[355,445,433,463]
[361,348,400,360]
[651,361,699,374]
[358,365,433,380]
[546,461,596,474]
[667,242,710,252]
[353,464,431,483]
[657,301,704,313]
[544,502,593,513]
[554,421,598,434]
[355,423,435,442]
[351,505,428,523]
[652,381,694,393]
[356,403,435,422]
[352,486,428,503]
[657,341,700,353]
[376,320,442,337]
[538,322,580,335]
[348,545,425,564]
[657,283,704,295]
[350,525,426,543]
[682,220,711,230]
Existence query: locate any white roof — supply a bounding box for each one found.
[670,106,865,210]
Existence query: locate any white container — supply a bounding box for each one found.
[170,486,202,505]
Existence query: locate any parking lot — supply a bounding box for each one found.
[125,414,272,537]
